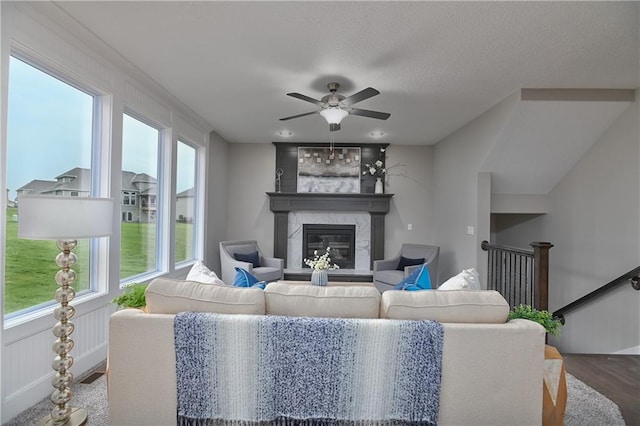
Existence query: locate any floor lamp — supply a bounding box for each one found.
[18,195,114,426]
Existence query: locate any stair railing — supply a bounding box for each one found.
[553,266,640,324]
[481,241,553,310]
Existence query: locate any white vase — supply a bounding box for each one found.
[311,269,328,286]
[374,177,384,194]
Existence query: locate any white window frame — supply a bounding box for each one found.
[3,49,112,326]
[120,110,166,287]
[174,138,201,267]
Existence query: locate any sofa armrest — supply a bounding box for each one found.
[232,259,254,271]
[373,257,400,272]
[221,258,254,284]
[261,256,283,269]
[108,309,177,425]
[438,319,545,425]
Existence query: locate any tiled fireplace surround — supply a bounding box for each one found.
[267,193,393,274]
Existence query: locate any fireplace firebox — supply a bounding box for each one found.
[302,224,356,269]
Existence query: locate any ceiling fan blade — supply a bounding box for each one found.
[349,107,390,120]
[279,110,319,121]
[341,87,380,106]
[286,92,325,106]
[329,123,341,132]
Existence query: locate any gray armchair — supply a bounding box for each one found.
[373,243,439,292]
[219,240,284,285]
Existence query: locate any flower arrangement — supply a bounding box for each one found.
[362,148,387,178]
[304,247,340,270]
[362,147,403,178]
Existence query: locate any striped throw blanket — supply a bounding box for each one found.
[174,313,444,426]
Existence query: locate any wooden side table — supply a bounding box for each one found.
[543,345,567,426]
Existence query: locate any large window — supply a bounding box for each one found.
[175,140,197,264]
[4,55,96,316]
[120,113,160,281]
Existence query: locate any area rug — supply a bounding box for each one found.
[4,372,625,425]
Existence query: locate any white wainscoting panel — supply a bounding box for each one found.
[2,305,110,422]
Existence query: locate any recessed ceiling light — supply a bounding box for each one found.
[369,131,385,138]
[277,130,293,137]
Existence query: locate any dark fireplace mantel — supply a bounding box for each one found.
[267,192,393,213]
[267,192,393,269]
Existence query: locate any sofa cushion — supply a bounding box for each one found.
[396,256,425,271]
[375,270,405,286]
[380,290,509,323]
[186,260,227,286]
[251,266,283,282]
[233,267,267,289]
[264,281,381,318]
[145,278,265,315]
[234,251,261,267]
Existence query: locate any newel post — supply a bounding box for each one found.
[530,242,553,310]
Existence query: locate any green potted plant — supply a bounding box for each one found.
[111,283,148,311]
[508,304,562,336]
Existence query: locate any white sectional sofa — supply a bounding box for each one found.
[108,278,546,426]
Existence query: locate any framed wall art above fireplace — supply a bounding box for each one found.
[273,142,388,194]
[297,147,361,193]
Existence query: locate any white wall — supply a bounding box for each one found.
[432,93,519,284]
[205,131,229,273]
[545,100,639,353]
[223,144,437,277]
[495,100,640,354]
[225,143,277,257]
[382,145,436,259]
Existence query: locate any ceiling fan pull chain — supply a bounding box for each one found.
[330,130,335,154]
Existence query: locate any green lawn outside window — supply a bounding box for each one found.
[4,207,193,314]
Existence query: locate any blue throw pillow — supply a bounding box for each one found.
[233,267,267,289]
[234,251,261,268]
[396,256,425,271]
[393,264,432,291]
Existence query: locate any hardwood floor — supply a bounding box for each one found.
[562,353,639,425]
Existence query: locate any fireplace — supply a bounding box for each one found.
[267,192,393,270]
[303,224,356,269]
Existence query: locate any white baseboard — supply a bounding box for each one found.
[612,345,640,355]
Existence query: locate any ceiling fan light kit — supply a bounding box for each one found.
[320,107,348,125]
[280,82,390,131]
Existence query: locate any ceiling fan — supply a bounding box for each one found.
[280,82,390,131]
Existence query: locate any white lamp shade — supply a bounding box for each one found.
[18,195,114,240]
[320,107,349,125]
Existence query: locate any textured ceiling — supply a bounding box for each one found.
[53,1,639,145]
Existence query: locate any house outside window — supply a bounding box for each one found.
[120,113,161,281]
[175,140,198,264]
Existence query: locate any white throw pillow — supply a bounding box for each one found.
[463,268,481,290]
[186,260,227,286]
[438,272,468,290]
[438,267,481,290]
